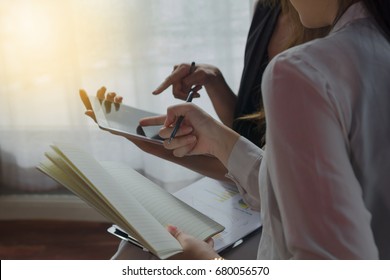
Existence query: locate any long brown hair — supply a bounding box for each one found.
[239,0,330,147]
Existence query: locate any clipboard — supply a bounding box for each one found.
[89,95,164,144]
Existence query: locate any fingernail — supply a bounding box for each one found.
[166,225,177,231]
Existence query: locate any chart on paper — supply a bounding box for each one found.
[173,177,262,252]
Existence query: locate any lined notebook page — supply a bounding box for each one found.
[51,142,182,259]
[101,161,224,241]
[37,158,138,238]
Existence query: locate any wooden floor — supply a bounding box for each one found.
[0,220,120,260]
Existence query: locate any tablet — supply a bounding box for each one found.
[89,96,164,144]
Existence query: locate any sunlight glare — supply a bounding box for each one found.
[5,3,54,51]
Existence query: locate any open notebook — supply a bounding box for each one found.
[108,177,262,254]
[37,143,224,259]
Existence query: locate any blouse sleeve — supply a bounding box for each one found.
[226,136,264,211]
[262,52,378,259]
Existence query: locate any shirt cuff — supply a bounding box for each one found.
[225,136,264,210]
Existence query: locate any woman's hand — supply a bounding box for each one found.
[153,63,237,128]
[80,86,123,122]
[79,87,231,181]
[167,225,221,260]
[153,63,222,100]
[144,103,240,166]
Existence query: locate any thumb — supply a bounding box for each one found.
[79,89,92,110]
[167,225,183,241]
[167,224,214,248]
[85,110,97,123]
[139,115,166,126]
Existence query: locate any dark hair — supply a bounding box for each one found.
[362,0,390,42]
[239,0,330,147]
[334,1,390,42]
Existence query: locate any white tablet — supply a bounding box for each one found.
[89,96,164,144]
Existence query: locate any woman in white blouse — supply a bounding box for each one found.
[157,0,390,259]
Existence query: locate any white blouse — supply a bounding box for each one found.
[227,2,390,259]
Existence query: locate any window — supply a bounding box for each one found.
[0,0,252,192]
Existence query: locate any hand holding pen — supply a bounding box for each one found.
[168,62,197,143]
[158,88,238,161]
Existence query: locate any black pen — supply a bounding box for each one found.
[168,62,196,144]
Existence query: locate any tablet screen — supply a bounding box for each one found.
[89,96,164,144]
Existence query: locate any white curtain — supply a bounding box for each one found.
[0,0,252,193]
